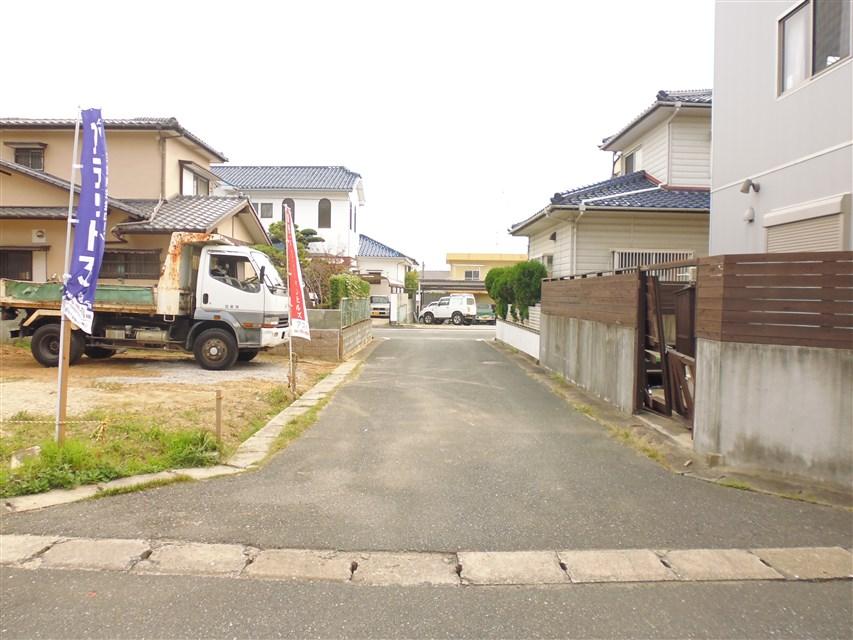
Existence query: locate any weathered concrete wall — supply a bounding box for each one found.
[540,314,636,412]
[341,319,372,359]
[694,338,853,488]
[496,319,540,361]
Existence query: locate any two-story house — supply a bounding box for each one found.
[0,117,268,284]
[420,252,526,306]
[712,0,852,253]
[356,234,417,295]
[510,90,712,278]
[211,165,365,259]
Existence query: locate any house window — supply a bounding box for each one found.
[0,250,33,280]
[464,269,480,281]
[612,249,694,281]
[101,250,161,279]
[258,203,273,219]
[318,198,331,228]
[780,0,852,93]
[539,254,554,276]
[14,148,44,171]
[283,198,295,222]
[194,175,209,196]
[623,151,636,174]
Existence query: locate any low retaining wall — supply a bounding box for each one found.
[280,308,373,362]
[693,338,853,488]
[341,319,372,359]
[496,319,540,361]
[540,314,636,413]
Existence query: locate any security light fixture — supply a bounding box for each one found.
[740,179,760,194]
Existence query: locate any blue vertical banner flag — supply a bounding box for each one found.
[62,109,108,334]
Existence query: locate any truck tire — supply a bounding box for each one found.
[451,311,464,325]
[85,346,114,359]
[422,312,434,324]
[31,324,84,367]
[237,349,259,362]
[193,328,238,371]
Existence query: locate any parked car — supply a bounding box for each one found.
[474,303,496,324]
[370,295,391,318]
[418,294,477,325]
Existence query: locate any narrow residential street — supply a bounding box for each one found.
[2,328,852,639]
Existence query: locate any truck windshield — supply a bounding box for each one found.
[251,251,285,290]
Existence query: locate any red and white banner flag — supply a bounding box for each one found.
[284,206,310,341]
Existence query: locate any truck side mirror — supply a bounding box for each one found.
[259,265,266,284]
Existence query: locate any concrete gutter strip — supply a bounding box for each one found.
[3,349,370,514]
[1,536,851,586]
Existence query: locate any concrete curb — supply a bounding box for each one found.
[2,534,851,587]
[3,345,373,515]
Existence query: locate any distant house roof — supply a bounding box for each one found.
[357,234,417,264]
[510,171,709,235]
[0,117,227,162]
[115,197,253,234]
[211,165,361,191]
[423,270,451,279]
[0,159,146,219]
[600,88,712,151]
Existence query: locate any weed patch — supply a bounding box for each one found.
[92,475,191,499]
[718,478,753,491]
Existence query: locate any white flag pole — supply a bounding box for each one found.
[55,112,82,445]
[284,205,296,394]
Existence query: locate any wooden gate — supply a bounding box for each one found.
[636,264,697,426]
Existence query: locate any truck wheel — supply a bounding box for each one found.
[31,324,84,367]
[451,312,464,325]
[193,328,238,370]
[85,346,114,359]
[237,349,259,362]
[422,312,434,325]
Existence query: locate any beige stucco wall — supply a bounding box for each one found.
[0,171,69,206]
[447,256,526,280]
[164,136,218,198]
[1,129,163,199]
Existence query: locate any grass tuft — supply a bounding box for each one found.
[92,475,192,499]
[718,478,753,491]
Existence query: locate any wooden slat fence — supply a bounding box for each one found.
[696,251,853,349]
[541,273,639,326]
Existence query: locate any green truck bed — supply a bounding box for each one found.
[0,279,157,313]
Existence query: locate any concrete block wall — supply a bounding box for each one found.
[694,339,853,488]
[540,314,636,413]
[496,319,540,360]
[341,320,372,359]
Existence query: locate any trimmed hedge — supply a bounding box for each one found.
[329,274,370,308]
[485,260,547,322]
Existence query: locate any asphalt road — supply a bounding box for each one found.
[2,327,852,638]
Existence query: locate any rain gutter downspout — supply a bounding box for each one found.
[664,101,682,185]
[571,184,666,275]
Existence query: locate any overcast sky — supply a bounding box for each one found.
[5,0,714,270]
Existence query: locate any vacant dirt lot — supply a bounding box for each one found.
[0,343,336,451]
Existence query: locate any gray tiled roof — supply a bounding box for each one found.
[115,197,250,233]
[0,159,146,219]
[211,165,361,191]
[0,117,227,161]
[0,206,69,220]
[656,89,712,104]
[550,171,709,209]
[601,88,712,147]
[357,234,417,264]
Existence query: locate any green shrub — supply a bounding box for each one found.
[485,267,514,320]
[511,260,548,321]
[329,274,370,308]
[405,270,419,296]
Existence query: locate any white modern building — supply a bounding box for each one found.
[356,234,418,294]
[711,0,852,253]
[212,165,365,258]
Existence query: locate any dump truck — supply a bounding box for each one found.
[0,232,289,370]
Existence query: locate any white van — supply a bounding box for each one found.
[418,294,477,325]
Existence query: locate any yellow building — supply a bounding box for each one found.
[1,118,268,284]
[421,252,527,307]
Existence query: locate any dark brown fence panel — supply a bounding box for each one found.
[541,273,639,326]
[695,252,853,349]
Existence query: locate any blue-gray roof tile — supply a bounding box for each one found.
[211,165,361,191]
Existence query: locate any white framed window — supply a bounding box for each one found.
[623,150,637,174]
[779,0,852,94]
[258,203,273,219]
[463,269,480,280]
